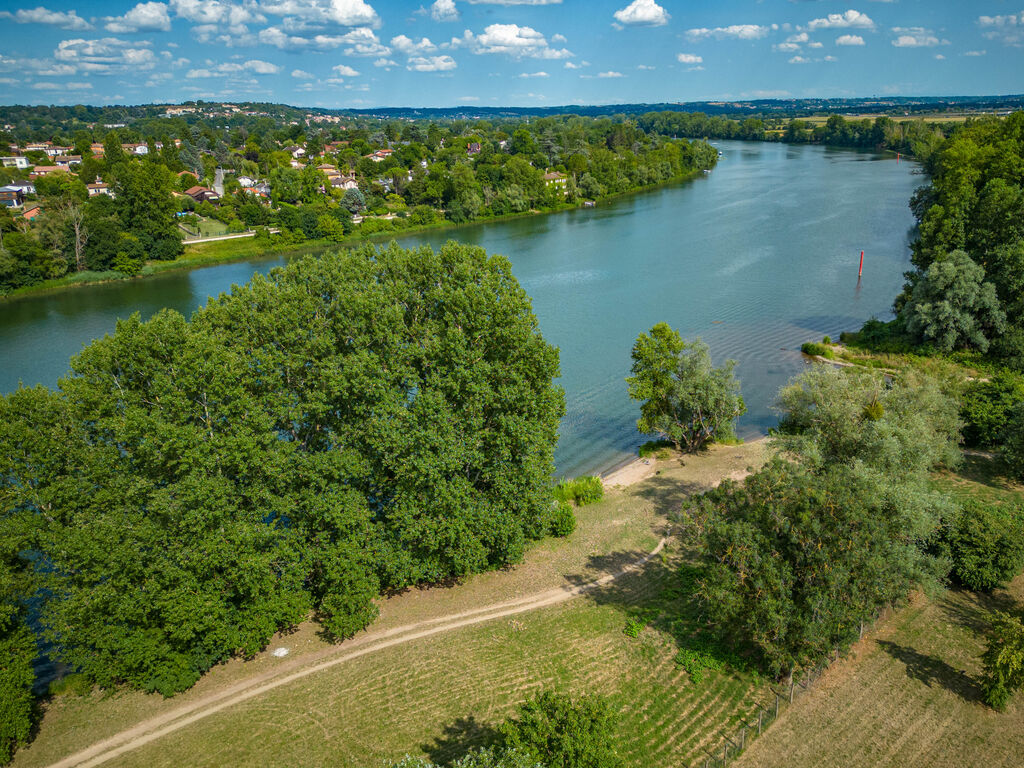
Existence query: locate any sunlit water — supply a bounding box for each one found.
[0,141,920,477]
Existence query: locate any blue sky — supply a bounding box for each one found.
[0,1,1021,108]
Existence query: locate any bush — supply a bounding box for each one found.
[499,691,623,768]
[949,501,1024,591]
[1004,405,1024,482]
[800,342,834,359]
[674,644,726,685]
[48,673,92,698]
[961,372,1024,447]
[623,618,644,638]
[548,501,576,537]
[552,477,603,506]
[822,335,832,344]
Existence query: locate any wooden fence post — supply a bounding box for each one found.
[758,707,764,735]
[775,693,780,718]
[740,726,747,751]
[789,678,795,703]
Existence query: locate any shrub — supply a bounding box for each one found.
[981,611,1024,711]
[822,335,832,344]
[48,673,92,698]
[948,501,1024,591]
[552,477,603,506]
[499,691,623,768]
[800,342,834,359]
[548,501,576,537]
[1004,405,1024,481]
[961,372,1024,448]
[623,618,644,638]
[674,644,726,685]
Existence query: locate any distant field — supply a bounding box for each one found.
[797,112,1001,126]
[12,442,770,768]
[736,457,1024,768]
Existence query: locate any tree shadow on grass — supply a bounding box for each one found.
[876,640,982,702]
[421,715,501,765]
[937,587,1018,637]
[633,473,707,519]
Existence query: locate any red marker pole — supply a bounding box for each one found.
[858,250,864,279]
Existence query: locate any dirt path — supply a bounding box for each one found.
[46,538,668,768]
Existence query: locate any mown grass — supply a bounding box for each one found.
[736,457,1024,768]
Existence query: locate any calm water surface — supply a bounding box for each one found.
[0,141,920,477]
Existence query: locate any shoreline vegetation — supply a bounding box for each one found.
[0,166,709,301]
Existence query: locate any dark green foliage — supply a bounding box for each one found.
[387,748,544,767]
[637,440,672,459]
[0,242,564,695]
[0,562,35,766]
[622,618,644,638]
[551,477,603,507]
[800,342,834,359]
[499,691,623,768]
[947,501,1024,592]
[981,611,1024,711]
[627,323,745,453]
[684,458,945,677]
[673,643,726,685]
[1004,405,1024,482]
[48,673,92,698]
[547,502,576,538]
[961,372,1024,447]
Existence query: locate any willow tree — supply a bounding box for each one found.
[626,323,744,452]
[0,241,565,696]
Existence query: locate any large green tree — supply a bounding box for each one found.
[0,242,565,696]
[627,323,745,452]
[981,610,1024,711]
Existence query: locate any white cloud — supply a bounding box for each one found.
[458,95,480,101]
[337,27,389,56]
[258,28,358,48]
[464,0,560,4]
[0,6,91,30]
[612,0,669,27]
[518,71,548,77]
[597,70,623,77]
[54,37,157,74]
[686,25,770,41]
[66,81,92,89]
[836,34,865,46]
[332,63,360,76]
[891,27,947,47]
[171,0,265,27]
[373,57,397,67]
[391,35,437,55]
[407,55,457,71]
[186,58,280,77]
[430,0,458,21]
[636,64,654,70]
[934,54,945,60]
[978,12,1024,45]
[789,55,810,64]
[564,61,580,69]
[964,49,987,56]
[258,0,380,27]
[807,10,875,31]
[743,89,791,99]
[551,33,566,43]
[787,32,809,44]
[807,41,823,48]
[676,53,702,64]
[459,24,573,59]
[774,42,801,52]
[291,68,314,78]
[104,2,171,33]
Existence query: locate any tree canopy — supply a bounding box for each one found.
[627,323,745,452]
[0,241,566,696]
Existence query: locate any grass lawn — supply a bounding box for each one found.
[12,441,769,768]
[736,456,1024,768]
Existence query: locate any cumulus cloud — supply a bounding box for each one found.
[597,70,623,77]
[390,35,437,55]
[612,0,669,27]
[54,37,158,73]
[430,0,458,21]
[186,58,280,77]
[807,10,875,31]
[171,0,265,27]
[291,68,314,78]
[789,55,809,64]
[0,6,91,30]
[676,53,702,64]
[518,71,548,77]
[104,2,171,33]
[407,54,457,71]
[964,49,987,56]
[373,57,397,67]
[259,0,380,27]
[458,23,572,59]
[978,12,1024,45]
[332,63,360,76]
[258,27,358,48]
[891,27,947,47]
[836,34,865,46]
[686,24,771,41]
[774,42,800,52]
[464,0,561,4]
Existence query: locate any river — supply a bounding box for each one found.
[0,140,920,477]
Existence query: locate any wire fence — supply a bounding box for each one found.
[690,609,890,768]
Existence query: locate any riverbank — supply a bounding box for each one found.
[1,168,709,302]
